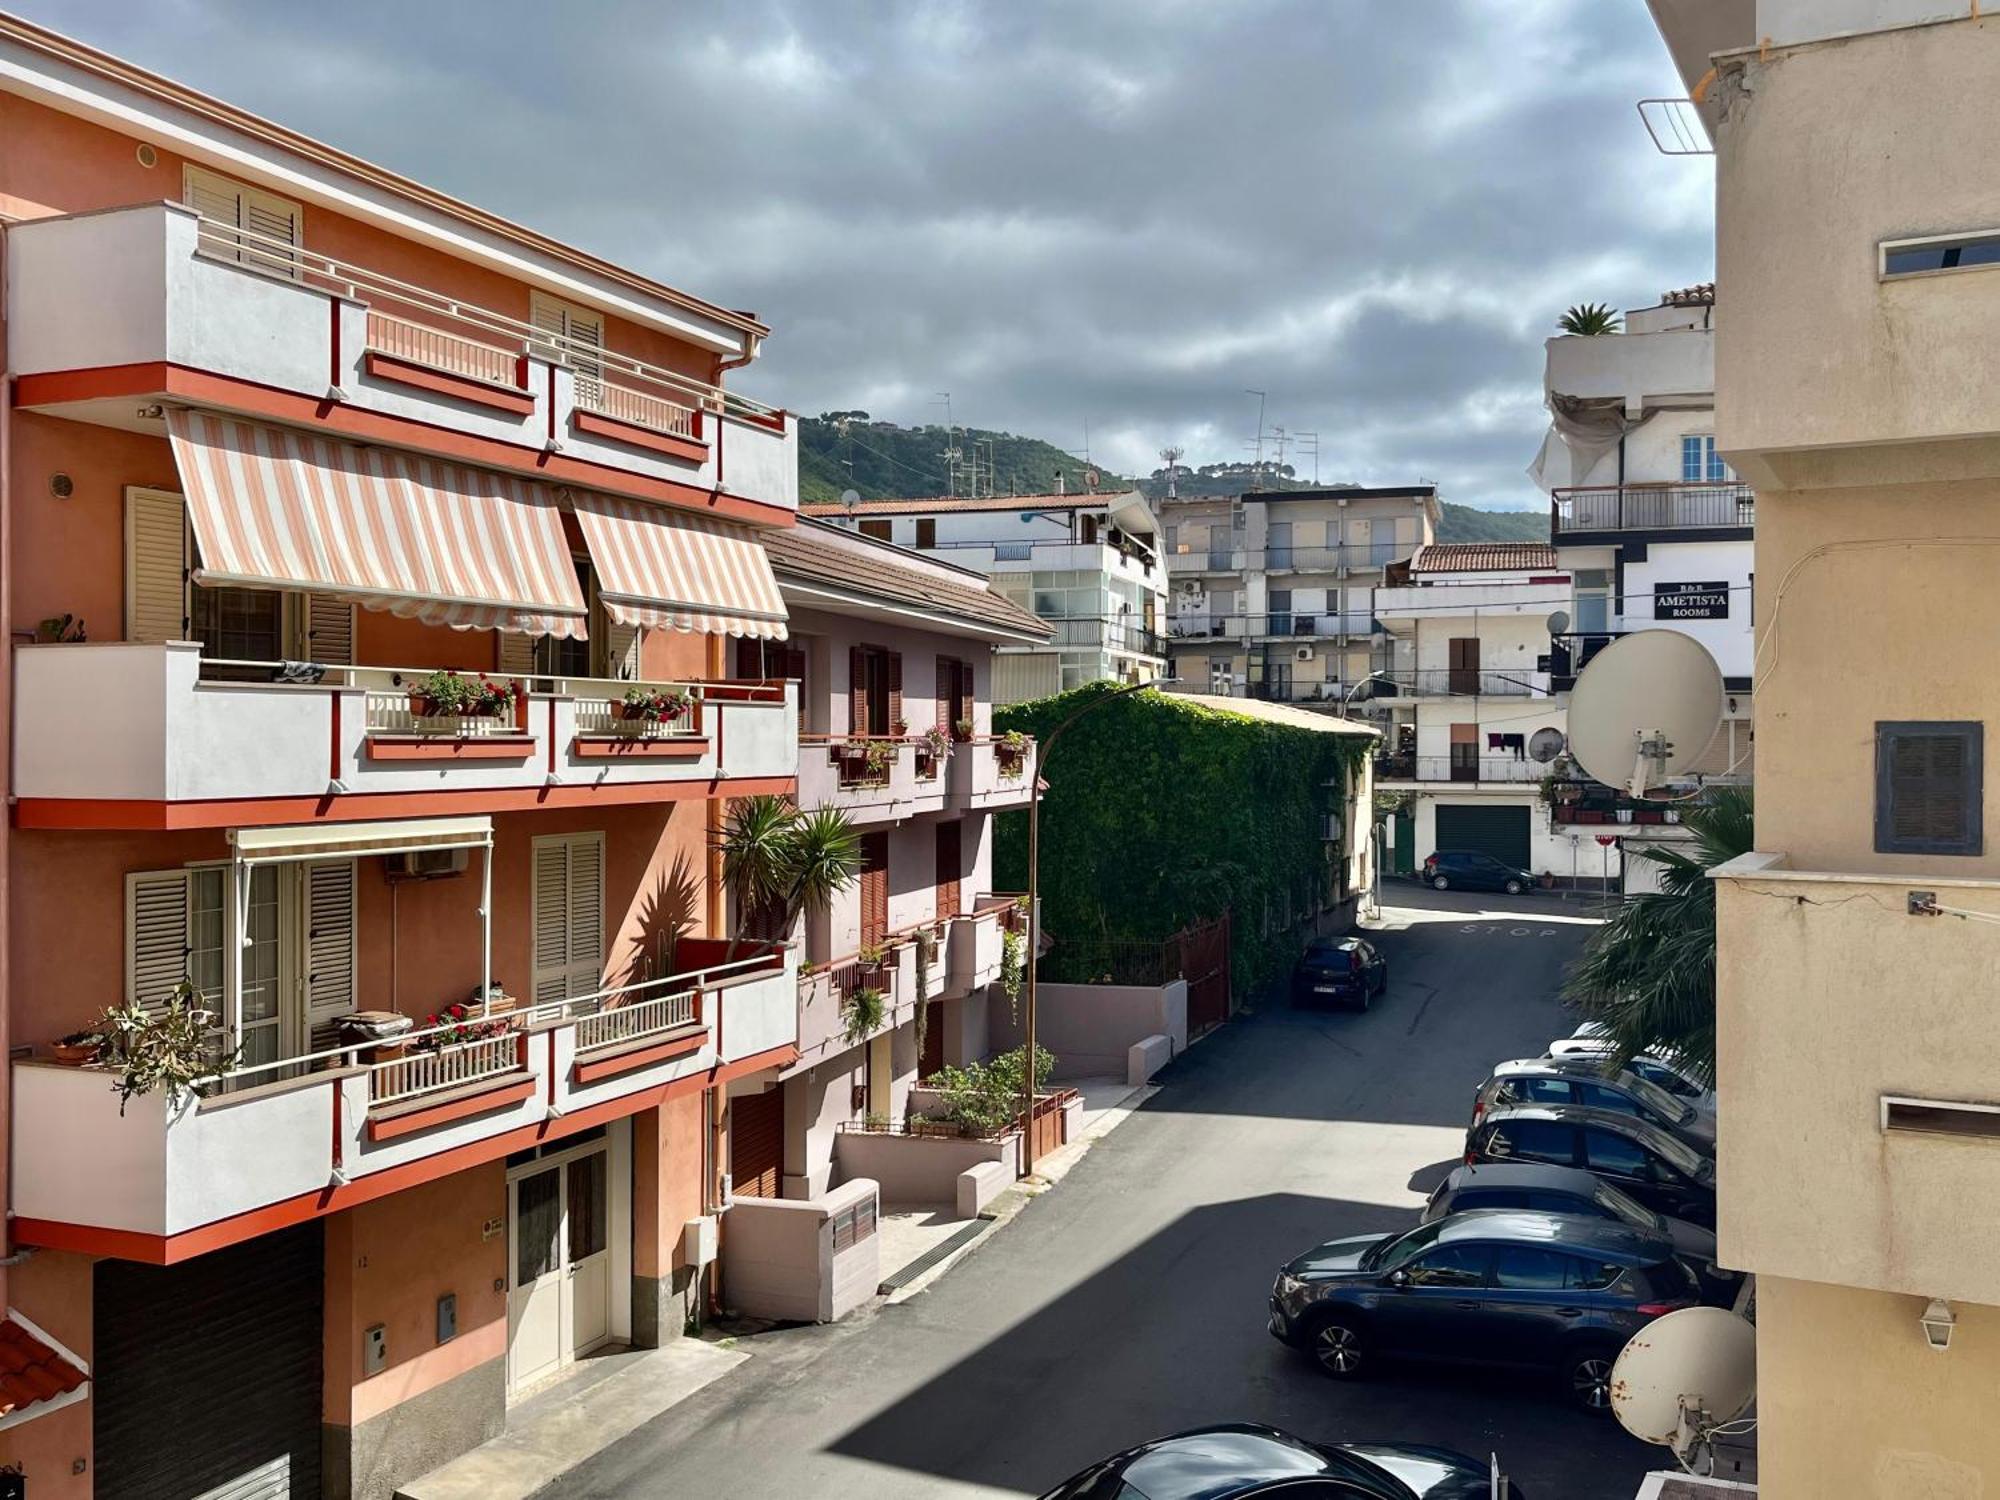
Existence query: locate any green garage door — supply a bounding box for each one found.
[1435,804,1531,870]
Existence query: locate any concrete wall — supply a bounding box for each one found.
[830,1128,1013,1211]
[720,1179,880,1323]
[986,980,1188,1080]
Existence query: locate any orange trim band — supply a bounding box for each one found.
[361,351,535,415]
[10,1040,799,1265]
[571,409,710,465]
[12,363,796,528]
[363,735,538,762]
[571,1030,708,1085]
[13,775,798,830]
[570,736,711,761]
[364,1075,538,1141]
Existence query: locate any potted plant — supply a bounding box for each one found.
[953,717,975,744]
[995,729,1031,778]
[890,717,910,738]
[50,1027,101,1066]
[409,668,479,727]
[843,986,886,1043]
[92,979,233,1114]
[916,724,952,777]
[34,613,86,644]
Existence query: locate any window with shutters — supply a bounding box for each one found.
[533,833,606,1005]
[530,292,604,406]
[914,518,937,549]
[1876,721,1983,855]
[859,833,890,951]
[849,646,897,736]
[125,488,189,644]
[858,520,893,542]
[184,165,302,278]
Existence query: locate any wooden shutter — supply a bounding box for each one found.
[955,660,975,735]
[887,651,904,732]
[303,860,357,1049]
[735,639,763,678]
[184,165,300,277]
[304,596,353,666]
[849,646,868,736]
[859,833,889,950]
[1448,636,1480,694]
[531,292,603,403]
[935,821,962,920]
[533,834,606,1004]
[935,659,954,730]
[603,621,640,681]
[498,631,538,676]
[126,869,191,1017]
[1877,722,1983,855]
[126,488,188,644]
[729,1089,784,1200]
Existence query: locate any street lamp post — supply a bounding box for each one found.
[1020,679,1166,1179]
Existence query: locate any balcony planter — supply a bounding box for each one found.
[953,718,974,745]
[408,670,521,735]
[994,731,1031,780]
[49,1032,101,1067]
[611,687,695,737]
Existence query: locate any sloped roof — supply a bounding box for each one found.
[801,491,1140,518]
[0,1313,88,1423]
[1661,282,1716,307]
[762,520,1053,642]
[1166,692,1378,737]
[1409,542,1559,574]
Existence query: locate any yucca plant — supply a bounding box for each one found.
[1559,302,1622,336]
[717,796,861,944]
[1561,786,1754,1085]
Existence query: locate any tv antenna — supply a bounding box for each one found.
[1295,431,1319,485]
[1566,630,1724,797]
[1159,445,1185,500]
[1610,1306,1756,1476]
[1245,389,1267,470]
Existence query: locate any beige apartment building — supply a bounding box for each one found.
[1648,3,2000,1494]
[1158,486,1438,722]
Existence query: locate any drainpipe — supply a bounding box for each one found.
[704,628,727,1317]
[1,222,15,1310]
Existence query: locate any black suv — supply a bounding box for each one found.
[1039,1424,1525,1499]
[1269,1210,1698,1410]
[1293,937,1388,1010]
[1464,1104,1717,1226]
[1421,850,1533,894]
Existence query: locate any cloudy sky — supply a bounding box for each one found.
[27,1,1711,509]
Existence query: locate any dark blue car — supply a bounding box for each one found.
[1268,1211,1699,1410]
[1292,937,1388,1010]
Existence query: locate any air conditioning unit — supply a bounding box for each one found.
[1294,645,1316,663]
[389,848,469,880]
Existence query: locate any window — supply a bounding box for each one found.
[1489,1119,1574,1166]
[1575,1081,1642,1116]
[858,519,893,542]
[1569,1259,1626,1292]
[1583,1128,1654,1180]
[529,291,604,403]
[1513,1077,1576,1106]
[1491,1246,1570,1291]
[1573,568,1612,634]
[915,518,937,549]
[1403,1244,1489,1288]
[1680,434,1730,484]
[1882,232,2000,278]
[184,165,302,277]
[532,833,605,1005]
[1877,721,1983,855]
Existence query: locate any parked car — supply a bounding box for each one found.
[1464,1104,1717,1226]
[1546,1028,1715,1109]
[1421,850,1534,895]
[1472,1058,1715,1150]
[1039,1423,1526,1499]
[1268,1211,1698,1411]
[1420,1163,1739,1305]
[1293,937,1389,1010]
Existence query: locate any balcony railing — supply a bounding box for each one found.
[1389,668,1548,699]
[1165,544,1404,574]
[371,1031,522,1107]
[1552,483,1755,535]
[1047,616,1167,657]
[1384,755,1547,784]
[365,311,524,390]
[1165,612,1376,641]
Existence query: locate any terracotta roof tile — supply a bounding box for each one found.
[764,520,1054,642]
[1661,282,1716,307]
[800,491,1138,518]
[0,1315,87,1421]
[1409,542,1559,574]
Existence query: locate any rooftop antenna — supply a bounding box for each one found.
[1295,431,1319,485]
[1159,445,1185,500]
[934,391,959,496]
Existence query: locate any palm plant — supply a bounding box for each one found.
[785,806,862,916]
[1561,786,1753,1086]
[717,796,861,942]
[1559,302,1622,336]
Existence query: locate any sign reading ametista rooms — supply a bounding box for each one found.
[1654,580,1730,620]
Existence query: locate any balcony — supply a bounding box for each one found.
[1046,616,1167,660]
[1165,613,1375,642]
[1167,546,1400,576]
[10,942,796,1248]
[1387,668,1549,699]
[1166,548,1246,575]
[4,201,796,514]
[1377,755,1547,785]
[795,735,950,823]
[946,735,1037,811]
[1552,484,1754,537]
[1710,854,2000,1306]
[12,643,796,828]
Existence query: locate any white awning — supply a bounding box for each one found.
[229,816,494,864]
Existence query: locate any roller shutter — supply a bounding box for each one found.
[1434,804,1532,870]
[730,1088,784,1200]
[94,1222,324,1499]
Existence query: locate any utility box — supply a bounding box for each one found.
[362,1324,386,1377]
[682,1215,718,1269]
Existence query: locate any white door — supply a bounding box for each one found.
[507,1145,615,1393]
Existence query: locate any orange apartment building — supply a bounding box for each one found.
[0,14,810,1498]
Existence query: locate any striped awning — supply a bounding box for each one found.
[570,490,788,640]
[166,410,588,638]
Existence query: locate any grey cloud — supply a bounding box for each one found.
[25,0,1710,507]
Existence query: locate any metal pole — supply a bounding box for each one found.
[1023,773,1041,1177]
[479,835,494,1017]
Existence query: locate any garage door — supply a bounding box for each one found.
[1435,803,1531,870]
[94,1222,324,1499]
[730,1088,784,1200]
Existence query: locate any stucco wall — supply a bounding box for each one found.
[1755,1273,2000,1499]
[831,1128,1013,1210]
[986,980,1187,1080]
[0,1250,93,1499]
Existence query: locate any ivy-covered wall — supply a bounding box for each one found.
[992,686,1373,996]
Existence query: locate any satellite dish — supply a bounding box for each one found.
[1528,727,1567,764]
[1566,630,1723,797]
[1546,609,1571,636]
[1611,1306,1756,1473]
[839,488,860,509]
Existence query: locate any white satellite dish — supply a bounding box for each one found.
[1565,631,1724,797]
[1528,727,1567,764]
[1546,609,1571,636]
[1611,1306,1756,1473]
[839,488,861,509]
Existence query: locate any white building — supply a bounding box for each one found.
[803,491,1168,703]
[1374,544,1623,886]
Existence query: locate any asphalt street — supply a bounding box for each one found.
[549,886,1663,1500]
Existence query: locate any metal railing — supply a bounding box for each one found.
[577,380,699,439]
[191,216,779,422]
[1392,669,1547,698]
[365,311,522,388]
[1047,616,1166,656]
[1552,483,1754,534]
[1166,613,1375,640]
[1165,544,1404,574]
[371,1032,520,1106]
[1400,755,1547,784]
[572,988,699,1051]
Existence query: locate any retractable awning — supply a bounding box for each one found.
[570,490,788,640]
[229,815,493,864]
[167,410,587,638]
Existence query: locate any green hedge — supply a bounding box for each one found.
[992,686,1370,996]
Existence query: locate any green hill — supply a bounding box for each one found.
[796,415,1548,542]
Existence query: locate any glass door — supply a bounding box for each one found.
[508,1164,566,1391]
